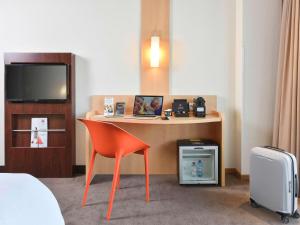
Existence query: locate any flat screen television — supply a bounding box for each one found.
[5,64,68,102]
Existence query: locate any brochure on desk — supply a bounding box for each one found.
[30,118,48,148]
[104,97,114,116]
[115,102,125,116]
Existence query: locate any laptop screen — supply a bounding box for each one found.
[133,95,164,116]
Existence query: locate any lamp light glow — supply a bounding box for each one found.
[150,36,160,67]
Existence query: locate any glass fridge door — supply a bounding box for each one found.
[182,153,215,181]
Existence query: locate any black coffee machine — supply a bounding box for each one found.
[193,97,206,117]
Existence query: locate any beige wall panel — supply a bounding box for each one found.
[90,95,217,115]
[141,0,170,94]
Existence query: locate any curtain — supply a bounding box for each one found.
[273,0,300,160]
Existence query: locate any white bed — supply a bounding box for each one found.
[0,173,65,225]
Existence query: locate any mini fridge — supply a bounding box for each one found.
[178,139,218,184]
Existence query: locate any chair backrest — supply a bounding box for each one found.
[78,119,147,157]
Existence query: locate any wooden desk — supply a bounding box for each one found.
[91,113,221,125]
[83,95,225,186]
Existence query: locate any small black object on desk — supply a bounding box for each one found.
[193,97,206,117]
[172,99,189,117]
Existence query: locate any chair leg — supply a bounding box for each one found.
[106,155,121,220]
[82,150,96,207]
[117,169,120,189]
[144,148,150,202]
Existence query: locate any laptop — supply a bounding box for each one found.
[132,95,164,118]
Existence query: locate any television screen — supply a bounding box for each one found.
[5,64,68,102]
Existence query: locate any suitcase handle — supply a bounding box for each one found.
[295,174,299,197]
[264,146,286,153]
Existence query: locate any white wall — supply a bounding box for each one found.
[239,0,281,174]
[235,0,243,172]
[171,0,282,172]
[171,0,237,168]
[0,0,141,165]
[0,0,238,168]
[0,0,282,172]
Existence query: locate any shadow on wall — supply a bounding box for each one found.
[75,55,91,165]
[216,95,238,169]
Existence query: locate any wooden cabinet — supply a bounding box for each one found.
[3,53,75,177]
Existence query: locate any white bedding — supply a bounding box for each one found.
[0,173,65,225]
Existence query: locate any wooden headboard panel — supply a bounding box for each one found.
[89,95,217,115]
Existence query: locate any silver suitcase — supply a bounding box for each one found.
[250,146,299,223]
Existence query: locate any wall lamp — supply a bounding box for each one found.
[150,36,160,68]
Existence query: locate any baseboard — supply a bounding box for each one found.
[73,165,86,175]
[0,166,5,172]
[225,168,249,181]
[0,165,86,176]
[225,168,237,174]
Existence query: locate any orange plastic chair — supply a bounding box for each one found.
[78,119,150,220]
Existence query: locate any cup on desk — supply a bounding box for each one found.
[164,109,172,118]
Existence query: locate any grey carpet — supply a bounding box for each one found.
[40,175,300,225]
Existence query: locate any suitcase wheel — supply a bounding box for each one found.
[250,198,259,208]
[292,210,300,219]
[281,215,289,224]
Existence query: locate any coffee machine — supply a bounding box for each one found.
[193,97,206,117]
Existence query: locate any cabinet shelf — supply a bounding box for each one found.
[9,146,65,150]
[12,129,66,132]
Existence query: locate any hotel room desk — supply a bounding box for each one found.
[84,111,225,186]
